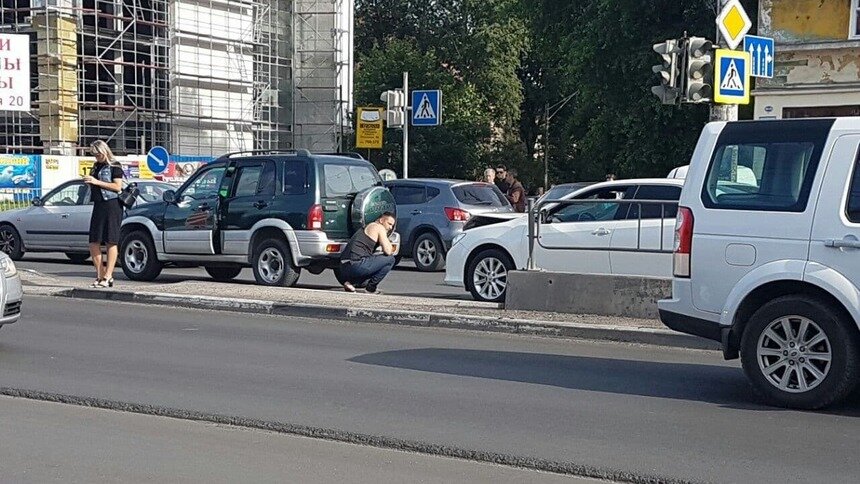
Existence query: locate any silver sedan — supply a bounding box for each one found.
[0,178,176,262]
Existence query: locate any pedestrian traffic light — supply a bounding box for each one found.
[380,89,406,128]
[651,39,682,105]
[684,37,713,103]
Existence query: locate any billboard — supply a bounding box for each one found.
[0,34,31,112]
[0,154,41,191]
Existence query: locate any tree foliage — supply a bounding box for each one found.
[353,0,755,188]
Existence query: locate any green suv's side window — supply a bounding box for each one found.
[282,160,307,195]
[182,167,225,200]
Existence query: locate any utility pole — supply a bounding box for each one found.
[711,0,738,122]
[543,92,577,189]
[402,71,409,179]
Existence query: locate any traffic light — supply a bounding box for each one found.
[651,39,682,105]
[684,37,713,103]
[380,89,406,128]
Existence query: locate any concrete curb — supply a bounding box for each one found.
[51,288,720,351]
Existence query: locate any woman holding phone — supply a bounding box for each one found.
[83,140,124,288]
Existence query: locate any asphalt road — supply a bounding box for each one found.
[3,298,860,483]
[16,252,465,299]
[1,396,591,484]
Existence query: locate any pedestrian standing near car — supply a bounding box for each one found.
[339,212,397,293]
[84,140,124,288]
[495,164,510,194]
[482,167,496,184]
[505,169,526,213]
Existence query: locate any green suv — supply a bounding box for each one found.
[119,150,398,286]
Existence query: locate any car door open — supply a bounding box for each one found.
[163,166,226,254]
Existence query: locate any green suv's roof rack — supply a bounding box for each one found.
[215,149,312,161]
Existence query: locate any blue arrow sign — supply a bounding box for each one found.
[411,90,441,126]
[743,35,774,79]
[147,146,169,175]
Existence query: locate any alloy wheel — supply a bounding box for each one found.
[756,315,832,394]
[124,240,148,274]
[473,256,507,300]
[258,248,284,284]
[417,239,437,267]
[0,229,16,254]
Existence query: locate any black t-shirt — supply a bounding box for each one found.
[90,164,124,203]
[495,179,510,194]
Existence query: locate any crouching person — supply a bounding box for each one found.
[339,212,397,293]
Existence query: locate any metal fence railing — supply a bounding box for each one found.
[526,197,679,271]
[0,189,43,212]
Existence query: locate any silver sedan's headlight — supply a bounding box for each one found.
[1,258,17,277]
[451,233,467,247]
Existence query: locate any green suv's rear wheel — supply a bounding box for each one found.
[252,238,300,287]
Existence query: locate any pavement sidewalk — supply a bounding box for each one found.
[19,269,719,350]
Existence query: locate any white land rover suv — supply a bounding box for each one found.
[659,118,860,409]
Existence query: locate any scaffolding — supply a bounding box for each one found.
[292,0,346,152]
[0,0,324,156]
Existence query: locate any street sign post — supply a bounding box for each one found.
[411,90,441,126]
[743,35,775,78]
[147,146,170,175]
[716,0,752,50]
[714,49,751,105]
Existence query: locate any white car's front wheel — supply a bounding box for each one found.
[466,248,513,303]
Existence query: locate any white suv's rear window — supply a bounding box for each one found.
[701,120,833,212]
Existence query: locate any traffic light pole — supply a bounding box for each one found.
[711,0,738,122]
[403,71,409,179]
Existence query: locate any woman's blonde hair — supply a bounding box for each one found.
[90,140,119,165]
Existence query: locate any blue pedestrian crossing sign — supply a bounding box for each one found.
[147,146,170,175]
[411,90,441,126]
[714,49,751,105]
[743,35,775,78]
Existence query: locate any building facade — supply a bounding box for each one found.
[755,0,860,119]
[1,0,350,156]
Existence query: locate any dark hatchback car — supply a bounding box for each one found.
[384,179,512,271]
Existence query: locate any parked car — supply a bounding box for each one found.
[537,182,598,205]
[384,179,513,271]
[0,178,177,263]
[0,251,22,329]
[445,178,683,302]
[119,150,399,286]
[659,118,860,410]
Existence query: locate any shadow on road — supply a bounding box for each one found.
[350,348,860,414]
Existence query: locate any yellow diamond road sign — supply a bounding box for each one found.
[716,0,752,50]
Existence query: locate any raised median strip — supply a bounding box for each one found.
[44,286,720,350]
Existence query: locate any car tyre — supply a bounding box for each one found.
[252,238,300,287]
[120,230,163,281]
[740,295,860,410]
[65,253,90,264]
[0,224,24,261]
[466,248,513,303]
[412,232,445,272]
[205,266,242,281]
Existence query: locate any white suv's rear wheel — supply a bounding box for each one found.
[740,295,859,409]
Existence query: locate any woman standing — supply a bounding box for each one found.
[83,140,124,288]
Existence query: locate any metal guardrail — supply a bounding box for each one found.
[526,197,679,270]
[0,189,43,212]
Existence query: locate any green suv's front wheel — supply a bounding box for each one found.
[252,238,300,287]
[120,230,163,281]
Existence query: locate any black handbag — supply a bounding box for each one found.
[118,182,139,208]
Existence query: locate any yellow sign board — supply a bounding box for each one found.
[716,0,752,50]
[78,158,95,177]
[714,49,751,105]
[356,107,383,149]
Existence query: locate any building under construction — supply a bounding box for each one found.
[0,0,352,156]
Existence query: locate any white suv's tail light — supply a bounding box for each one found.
[673,206,693,278]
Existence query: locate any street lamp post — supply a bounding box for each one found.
[543,92,578,189]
